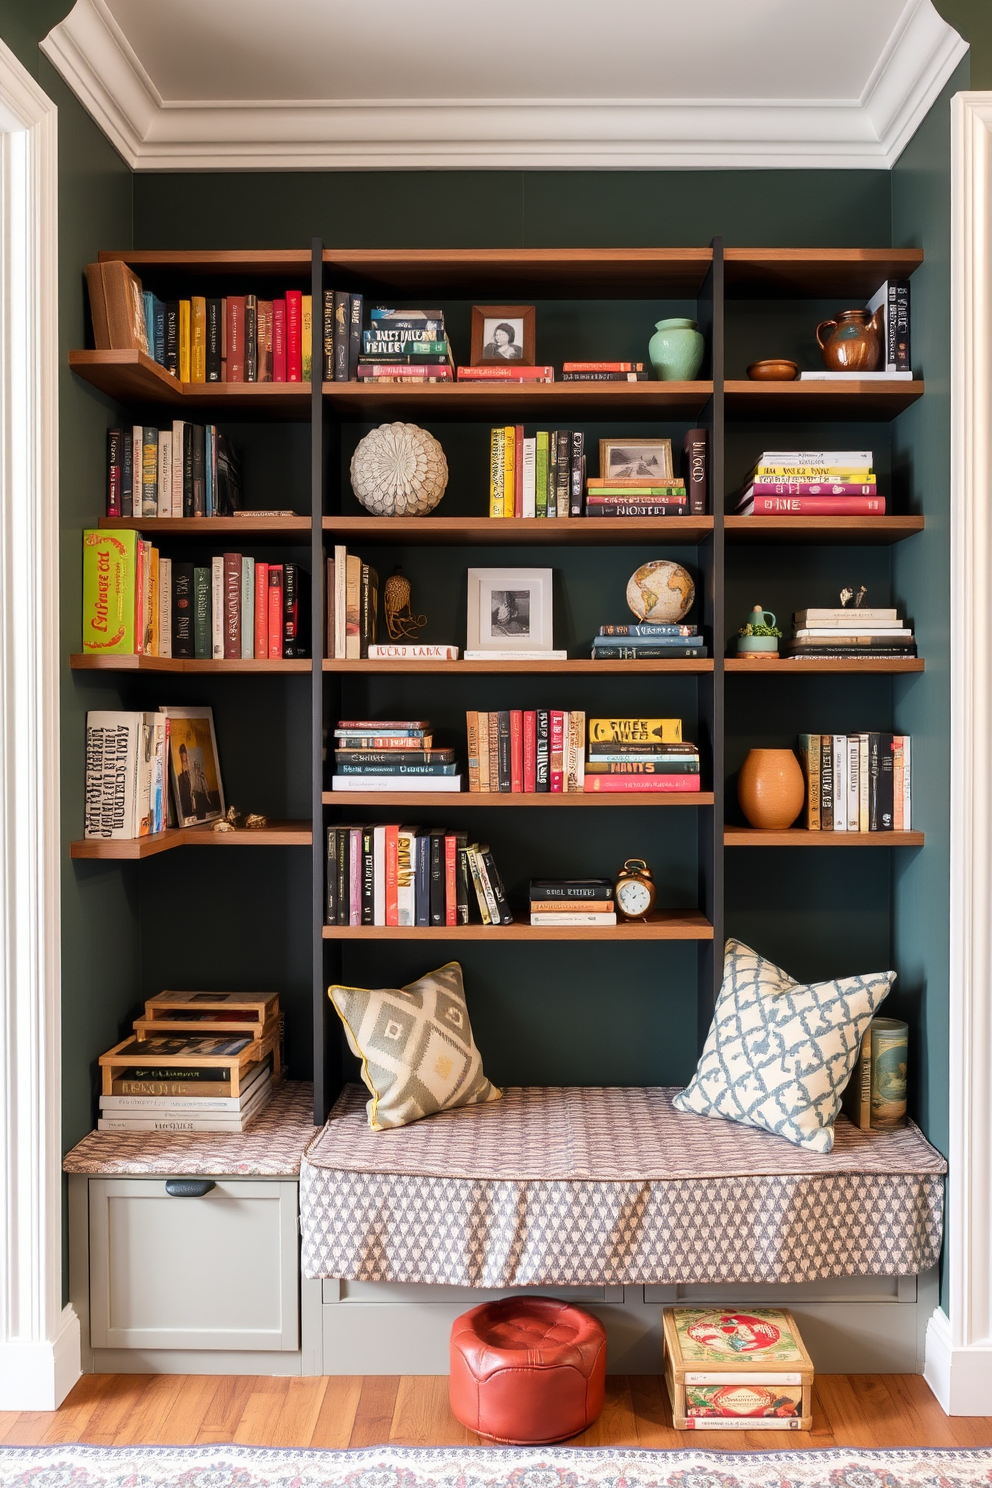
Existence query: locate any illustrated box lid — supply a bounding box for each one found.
[663,1308,814,1380]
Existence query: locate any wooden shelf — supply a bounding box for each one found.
[323,515,712,546]
[99,250,312,277]
[324,247,714,297]
[724,380,923,421]
[70,655,310,673]
[321,380,714,419]
[725,657,923,673]
[723,248,924,297]
[69,820,312,859]
[323,790,714,808]
[725,828,924,847]
[99,516,311,542]
[322,909,713,941]
[68,351,311,417]
[323,658,713,674]
[725,516,924,545]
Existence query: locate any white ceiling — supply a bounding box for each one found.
[40,0,967,169]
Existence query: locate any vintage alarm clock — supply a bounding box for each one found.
[615,858,656,921]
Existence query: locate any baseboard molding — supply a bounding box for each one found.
[0,1305,81,1410]
[925,1308,992,1414]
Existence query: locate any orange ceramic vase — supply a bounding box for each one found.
[738,748,805,829]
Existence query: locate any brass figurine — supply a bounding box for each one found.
[384,565,427,641]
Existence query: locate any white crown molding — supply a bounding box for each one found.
[41,0,966,171]
[0,34,78,1411]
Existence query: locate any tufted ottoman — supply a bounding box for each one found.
[449,1296,607,1444]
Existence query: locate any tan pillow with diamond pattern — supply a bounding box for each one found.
[328,960,501,1131]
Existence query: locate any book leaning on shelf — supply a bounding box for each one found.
[796,734,911,831]
[326,823,512,926]
[106,422,241,518]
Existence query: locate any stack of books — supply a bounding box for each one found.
[97,990,281,1133]
[488,428,583,517]
[584,475,687,518]
[529,879,617,927]
[355,307,454,384]
[591,623,707,660]
[106,422,241,517]
[560,362,648,382]
[584,717,701,794]
[735,450,885,517]
[331,720,463,794]
[87,261,314,382]
[797,733,912,830]
[466,710,586,793]
[326,824,511,926]
[82,529,308,660]
[783,604,916,660]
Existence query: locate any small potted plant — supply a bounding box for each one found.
[735,604,782,658]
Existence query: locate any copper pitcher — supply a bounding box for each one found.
[815,307,883,372]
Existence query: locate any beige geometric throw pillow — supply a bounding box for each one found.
[328,960,501,1131]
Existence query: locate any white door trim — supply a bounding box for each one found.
[0,39,77,1411]
[925,88,992,1416]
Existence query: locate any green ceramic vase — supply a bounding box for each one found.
[648,318,705,381]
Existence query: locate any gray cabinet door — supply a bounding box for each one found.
[88,1178,298,1351]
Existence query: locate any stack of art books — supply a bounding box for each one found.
[735,450,885,517]
[591,624,707,660]
[529,879,617,927]
[331,720,462,793]
[783,604,916,660]
[584,717,701,794]
[326,824,512,926]
[354,307,454,383]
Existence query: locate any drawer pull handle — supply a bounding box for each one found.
[165,1179,216,1198]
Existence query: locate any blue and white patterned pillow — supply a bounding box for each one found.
[674,938,894,1152]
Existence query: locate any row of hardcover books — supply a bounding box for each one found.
[466,711,701,794]
[487,428,708,518]
[326,824,512,927]
[106,424,241,518]
[797,734,912,831]
[82,530,308,659]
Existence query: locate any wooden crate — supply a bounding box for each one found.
[663,1307,814,1430]
[99,1028,279,1097]
[139,990,279,1039]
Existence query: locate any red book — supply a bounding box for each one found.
[742,495,886,515]
[226,296,245,382]
[456,365,555,380]
[510,710,523,792]
[444,834,457,926]
[523,710,537,794]
[583,774,702,793]
[562,361,644,372]
[385,824,399,926]
[513,425,524,517]
[223,552,241,659]
[272,300,287,382]
[549,710,565,793]
[267,565,283,658]
[748,481,877,497]
[286,291,303,382]
[253,562,269,658]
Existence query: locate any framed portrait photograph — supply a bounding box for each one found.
[161,705,225,827]
[471,305,536,366]
[466,568,555,654]
[599,437,674,482]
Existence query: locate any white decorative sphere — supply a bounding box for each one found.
[350,423,448,516]
[626,559,695,622]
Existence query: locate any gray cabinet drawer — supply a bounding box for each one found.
[88,1178,299,1351]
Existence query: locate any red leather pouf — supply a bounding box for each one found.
[449,1296,607,1445]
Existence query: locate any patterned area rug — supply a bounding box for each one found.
[2,1444,992,1488]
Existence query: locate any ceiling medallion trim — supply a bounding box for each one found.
[40,0,967,171]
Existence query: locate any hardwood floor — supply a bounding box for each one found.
[2,1375,992,1451]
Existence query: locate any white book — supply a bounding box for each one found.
[171,421,185,516]
[794,609,898,624]
[158,556,172,658]
[463,650,568,660]
[331,775,463,793]
[530,913,618,926]
[98,1085,271,1133]
[798,371,913,381]
[101,1069,271,1113]
[522,437,537,518]
[858,735,870,831]
[760,451,873,465]
[396,827,417,926]
[373,824,386,925]
[903,736,912,830]
[150,713,168,833]
[367,644,459,660]
[211,556,224,659]
[84,711,143,838]
[795,627,913,639]
[832,734,847,832]
[241,556,255,659]
[349,827,362,926]
[846,735,861,831]
[334,544,347,660]
[156,431,172,517]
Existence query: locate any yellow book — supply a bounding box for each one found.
[146,546,159,656]
[503,425,514,518]
[178,300,191,382]
[589,717,683,744]
[489,428,505,518]
[301,295,312,382]
[751,467,873,483]
[190,296,206,382]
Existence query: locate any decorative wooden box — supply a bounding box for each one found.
[99,1029,279,1097]
[663,1307,814,1430]
[135,989,280,1041]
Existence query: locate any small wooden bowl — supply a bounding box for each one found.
[746,359,799,381]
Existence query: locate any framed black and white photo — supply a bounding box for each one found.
[471,305,536,366]
[466,568,556,656]
[598,437,674,482]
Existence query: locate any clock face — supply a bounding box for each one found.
[616,879,652,918]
